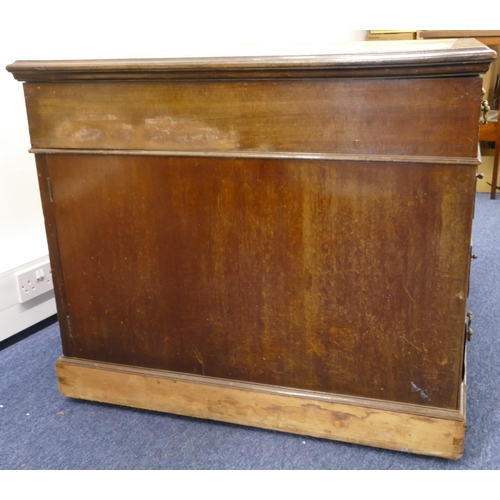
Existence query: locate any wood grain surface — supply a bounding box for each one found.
[56,356,466,459]
[23,77,481,158]
[44,153,475,409]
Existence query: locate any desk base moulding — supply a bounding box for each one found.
[56,356,466,460]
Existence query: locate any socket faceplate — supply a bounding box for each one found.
[16,260,53,303]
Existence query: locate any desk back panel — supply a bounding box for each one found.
[44,153,474,409]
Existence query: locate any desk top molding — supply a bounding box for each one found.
[6,39,496,82]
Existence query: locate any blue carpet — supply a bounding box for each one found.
[1,193,499,470]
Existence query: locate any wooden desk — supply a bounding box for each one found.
[419,30,500,46]
[368,30,500,45]
[6,39,495,459]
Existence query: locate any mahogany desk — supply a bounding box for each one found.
[7,39,496,459]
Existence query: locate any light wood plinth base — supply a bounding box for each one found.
[56,356,466,460]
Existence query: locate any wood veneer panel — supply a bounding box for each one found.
[34,155,73,353]
[24,77,481,158]
[47,154,475,409]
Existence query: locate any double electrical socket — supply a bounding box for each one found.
[16,259,54,304]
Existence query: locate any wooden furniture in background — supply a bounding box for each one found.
[368,30,500,44]
[6,39,495,459]
[419,30,500,45]
[367,30,420,40]
[479,108,500,199]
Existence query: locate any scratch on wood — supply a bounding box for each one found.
[309,341,323,356]
[414,259,423,274]
[402,335,422,353]
[193,349,205,375]
[410,381,431,401]
[402,260,423,304]
[403,283,415,303]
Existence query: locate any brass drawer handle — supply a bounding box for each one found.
[466,312,474,342]
[481,88,490,125]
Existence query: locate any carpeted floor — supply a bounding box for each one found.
[1,193,499,470]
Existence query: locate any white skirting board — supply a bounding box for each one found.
[0,256,57,343]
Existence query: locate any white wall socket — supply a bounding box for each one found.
[15,259,54,304]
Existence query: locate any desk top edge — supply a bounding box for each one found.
[6,39,496,82]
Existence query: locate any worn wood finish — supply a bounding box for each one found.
[23,77,481,158]
[45,153,475,409]
[7,40,495,458]
[34,155,73,353]
[56,356,466,460]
